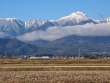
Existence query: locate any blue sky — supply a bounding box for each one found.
[0,0,109,21]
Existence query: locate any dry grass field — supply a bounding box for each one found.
[1,71,110,83]
[0,59,110,83]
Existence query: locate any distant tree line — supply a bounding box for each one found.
[0,53,110,59]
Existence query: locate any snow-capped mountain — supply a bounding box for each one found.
[0,18,25,36]
[0,11,109,57]
[0,11,109,41]
[0,11,99,37]
[55,11,97,26]
[25,19,54,31]
[15,11,110,42]
[24,11,97,32]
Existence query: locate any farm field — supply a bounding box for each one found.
[0,59,110,83]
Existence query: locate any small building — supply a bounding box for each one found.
[29,56,50,59]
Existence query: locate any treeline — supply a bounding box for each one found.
[0,53,110,59]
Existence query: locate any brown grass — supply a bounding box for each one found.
[0,59,110,83]
[0,71,110,83]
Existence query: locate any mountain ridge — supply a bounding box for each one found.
[0,11,109,57]
[0,11,100,37]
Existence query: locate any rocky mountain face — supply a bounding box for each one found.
[0,18,25,36]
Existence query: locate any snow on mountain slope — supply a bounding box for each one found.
[25,19,55,31]
[24,11,97,32]
[25,19,47,29]
[59,11,88,22]
[0,11,108,41]
[56,11,97,26]
[0,11,110,56]
[0,18,25,36]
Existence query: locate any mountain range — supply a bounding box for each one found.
[0,11,110,58]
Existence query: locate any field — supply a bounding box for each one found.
[0,59,110,83]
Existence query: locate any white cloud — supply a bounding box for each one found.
[17,22,110,42]
[0,32,10,38]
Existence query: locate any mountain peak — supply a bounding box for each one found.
[58,11,88,21]
[56,11,95,26]
[70,11,87,20]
